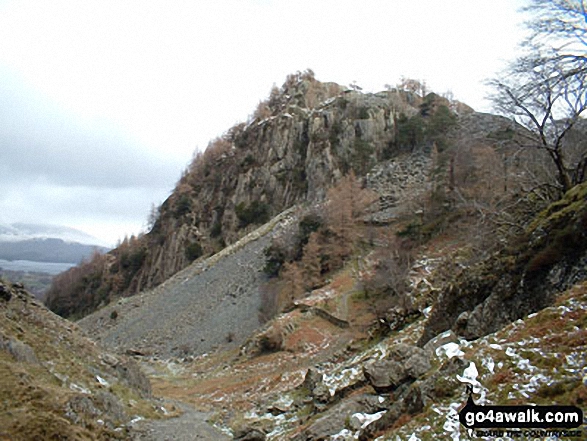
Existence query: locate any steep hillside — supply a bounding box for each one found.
[124,185,587,440]
[47,71,481,319]
[78,208,298,358]
[0,280,157,440]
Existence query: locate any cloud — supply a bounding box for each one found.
[0,0,529,246]
[0,65,181,245]
[0,66,181,189]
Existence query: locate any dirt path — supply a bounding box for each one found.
[130,401,230,441]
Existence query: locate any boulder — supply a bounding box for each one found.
[363,359,407,392]
[0,337,39,364]
[0,284,11,302]
[115,358,151,398]
[363,344,431,392]
[298,395,382,440]
[422,330,458,355]
[301,368,323,392]
[404,351,431,379]
[234,427,266,441]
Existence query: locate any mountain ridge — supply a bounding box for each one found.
[46,71,483,319]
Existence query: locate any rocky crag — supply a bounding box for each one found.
[46,71,479,319]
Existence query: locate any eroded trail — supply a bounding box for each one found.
[130,401,230,441]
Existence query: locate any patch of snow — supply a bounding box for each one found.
[436,342,464,359]
[489,343,502,350]
[351,410,386,429]
[323,366,362,396]
[408,433,422,441]
[69,383,90,394]
[129,415,144,424]
[457,362,487,403]
[96,375,109,386]
[505,347,517,357]
[481,356,495,374]
[330,428,354,440]
[423,306,432,317]
[516,357,536,373]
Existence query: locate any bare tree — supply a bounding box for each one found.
[489,0,587,195]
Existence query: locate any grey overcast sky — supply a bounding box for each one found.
[0,0,528,247]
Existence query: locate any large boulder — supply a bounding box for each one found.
[363,344,431,392]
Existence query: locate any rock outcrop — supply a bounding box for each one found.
[419,182,587,345]
[0,281,158,440]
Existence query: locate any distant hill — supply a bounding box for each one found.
[0,222,108,246]
[0,237,108,264]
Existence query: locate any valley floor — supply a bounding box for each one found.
[123,273,586,440]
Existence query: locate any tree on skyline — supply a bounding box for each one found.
[489,0,587,195]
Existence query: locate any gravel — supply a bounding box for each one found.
[79,208,297,359]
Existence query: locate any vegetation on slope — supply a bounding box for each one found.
[45,72,466,319]
[0,280,162,440]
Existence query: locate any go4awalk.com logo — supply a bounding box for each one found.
[458,389,583,438]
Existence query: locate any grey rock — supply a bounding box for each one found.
[312,383,332,404]
[234,427,266,441]
[94,391,127,423]
[363,359,407,392]
[302,368,323,392]
[422,330,458,355]
[0,337,39,364]
[101,353,119,367]
[404,352,431,379]
[389,343,425,362]
[116,358,152,398]
[66,395,100,425]
[300,395,382,440]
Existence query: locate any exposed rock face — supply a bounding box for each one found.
[135,88,401,291]
[419,182,587,345]
[78,209,299,358]
[296,394,384,441]
[47,74,443,318]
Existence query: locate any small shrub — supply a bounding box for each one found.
[210,222,222,238]
[235,201,270,228]
[257,328,283,353]
[241,154,256,169]
[174,194,192,218]
[185,242,203,262]
[110,310,118,320]
[263,242,288,277]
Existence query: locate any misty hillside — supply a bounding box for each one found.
[0,222,106,246]
[0,238,108,264]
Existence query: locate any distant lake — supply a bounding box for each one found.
[0,259,76,275]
